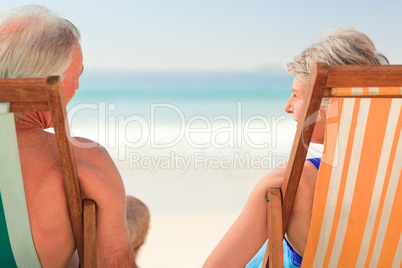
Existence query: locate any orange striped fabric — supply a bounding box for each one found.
[330,87,402,97]
[302,96,402,268]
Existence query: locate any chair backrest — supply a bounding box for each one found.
[303,96,401,267]
[284,64,402,267]
[0,77,85,264]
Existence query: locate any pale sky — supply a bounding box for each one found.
[2,0,402,72]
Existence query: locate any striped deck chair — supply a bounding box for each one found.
[0,77,96,267]
[263,63,402,268]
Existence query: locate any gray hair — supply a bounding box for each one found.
[0,5,81,79]
[286,27,389,84]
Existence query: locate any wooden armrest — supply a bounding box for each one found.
[263,188,283,268]
[83,199,96,268]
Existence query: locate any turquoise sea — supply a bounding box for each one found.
[68,71,294,120]
[65,70,327,190]
[67,71,296,160]
[65,70,327,185]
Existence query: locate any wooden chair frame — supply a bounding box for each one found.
[262,63,402,267]
[0,76,97,267]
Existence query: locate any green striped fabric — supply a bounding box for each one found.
[0,103,42,267]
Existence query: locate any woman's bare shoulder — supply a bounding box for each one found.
[257,159,319,189]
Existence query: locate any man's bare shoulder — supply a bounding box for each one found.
[71,137,117,169]
[71,136,125,201]
[72,137,114,164]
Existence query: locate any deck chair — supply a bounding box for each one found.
[263,63,402,267]
[0,77,96,267]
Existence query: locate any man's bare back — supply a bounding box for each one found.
[16,112,136,267]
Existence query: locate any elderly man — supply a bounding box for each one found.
[0,5,149,267]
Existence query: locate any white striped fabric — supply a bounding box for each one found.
[327,98,371,267]
[393,234,402,268]
[312,98,355,268]
[302,97,402,268]
[356,99,402,267]
[369,119,402,268]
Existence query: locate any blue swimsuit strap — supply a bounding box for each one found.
[284,239,303,267]
[306,158,321,170]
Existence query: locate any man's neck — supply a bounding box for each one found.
[15,112,52,132]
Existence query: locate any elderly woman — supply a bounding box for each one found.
[203,27,388,268]
[0,5,149,267]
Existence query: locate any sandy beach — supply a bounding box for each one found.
[121,167,264,267]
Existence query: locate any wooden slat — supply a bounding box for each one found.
[0,78,48,102]
[264,188,283,268]
[325,65,402,88]
[44,76,85,263]
[83,199,97,268]
[263,197,270,268]
[280,63,330,236]
[0,77,48,87]
[9,102,49,112]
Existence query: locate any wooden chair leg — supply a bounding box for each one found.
[262,188,283,268]
[83,199,97,268]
